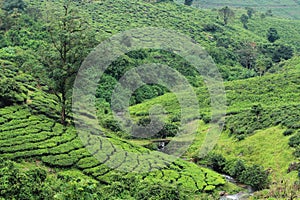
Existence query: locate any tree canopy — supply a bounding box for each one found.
[219,6,235,25]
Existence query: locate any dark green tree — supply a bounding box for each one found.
[206,153,226,173]
[224,159,246,178]
[266,9,273,16]
[40,1,96,125]
[245,7,255,18]
[251,104,263,118]
[255,56,272,76]
[289,133,300,147]
[240,165,269,190]
[2,0,26,13]
[218,6,235,25]
[267,28,280,43]
[240,14,249,29]
[272,44,293,62]
[237,42,258,69]
[0,159,50,199]
[0,78,27,107]
[184,0,193,6]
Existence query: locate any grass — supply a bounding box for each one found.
[186,0,300,19]
[0,88,227,197]
[215,127,296,179]
[0,105,228,193]
[128,56,300,186]
[131,60,300,113]
[2,0,300,197]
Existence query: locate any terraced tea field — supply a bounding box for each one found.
[0,104,225,192]
[177,0,300,19]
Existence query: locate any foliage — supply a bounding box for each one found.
[0,103,225,198]
[134,182,186,200]
[1,0,300,197]
[261,178,300,199]
[206,153,226,173]
[218,6,235,25]
[0,77,27,107]
[267,28,280,43]
[0,158,48,199]
[204,153,269,191]
[39,0,97,125]
[245,7,255,18]
[239,165,269,190]
[289,133,300,148]
[283,129,294,136]
[184,0,193,6]
[192,0,300,19]
[224,159,246,178]
[272,44,294,62]
[2,0,26,13]
[294,147,300,158]
[240,14,249,29]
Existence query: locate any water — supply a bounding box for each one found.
[220,175,254,200]
[220,193,251,200]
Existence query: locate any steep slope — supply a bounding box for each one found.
[181,0,300,19]
[2,0,300,198]
[22,0,299,82]
[0,65,227,198]
[129,58,300,180]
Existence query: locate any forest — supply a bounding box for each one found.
[1,0,300,199]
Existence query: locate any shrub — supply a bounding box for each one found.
[293,147,300,158]
[103,119,122,132]
[135,182,186,200]
[206,153,226,173]
[239,165,269,191]
[0,78,27,107]
[157,122,179,138]
[283,129,294,136]
[267,28,280,43]
[203,23,221,32]
[224,159,246,178]
[202,115,211,124]
[236,134,246,141]
[289,133,300,148]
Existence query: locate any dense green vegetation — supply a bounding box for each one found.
[129,58,300,197]
[1,0,300,199]
[0,66,227,199]
[182,0,300,19]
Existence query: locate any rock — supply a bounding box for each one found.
[219,191,226,196]
[287,162,300,173]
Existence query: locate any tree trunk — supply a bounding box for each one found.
[61,91,67,126]
[61,104,66,126]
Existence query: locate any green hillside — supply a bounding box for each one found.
[1,0,300,199]
[182,0,300,19]
[129,57,300,197]
[0,64,228,199]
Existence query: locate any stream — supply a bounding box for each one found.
[220,175,254,200]
[155,142,254,200]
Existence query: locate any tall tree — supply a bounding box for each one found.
[245,7,255,18]
[255,56,272,76]
[240,14,249,29]
[267,27,280,43]
[272,44,293,62]
[237,42,258,69]
[184,0,193,6]
[0,0,25,31]
[40,1,96,125]
[266,9,273,17]
[2,0,26,13]
[218,6,235,25]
